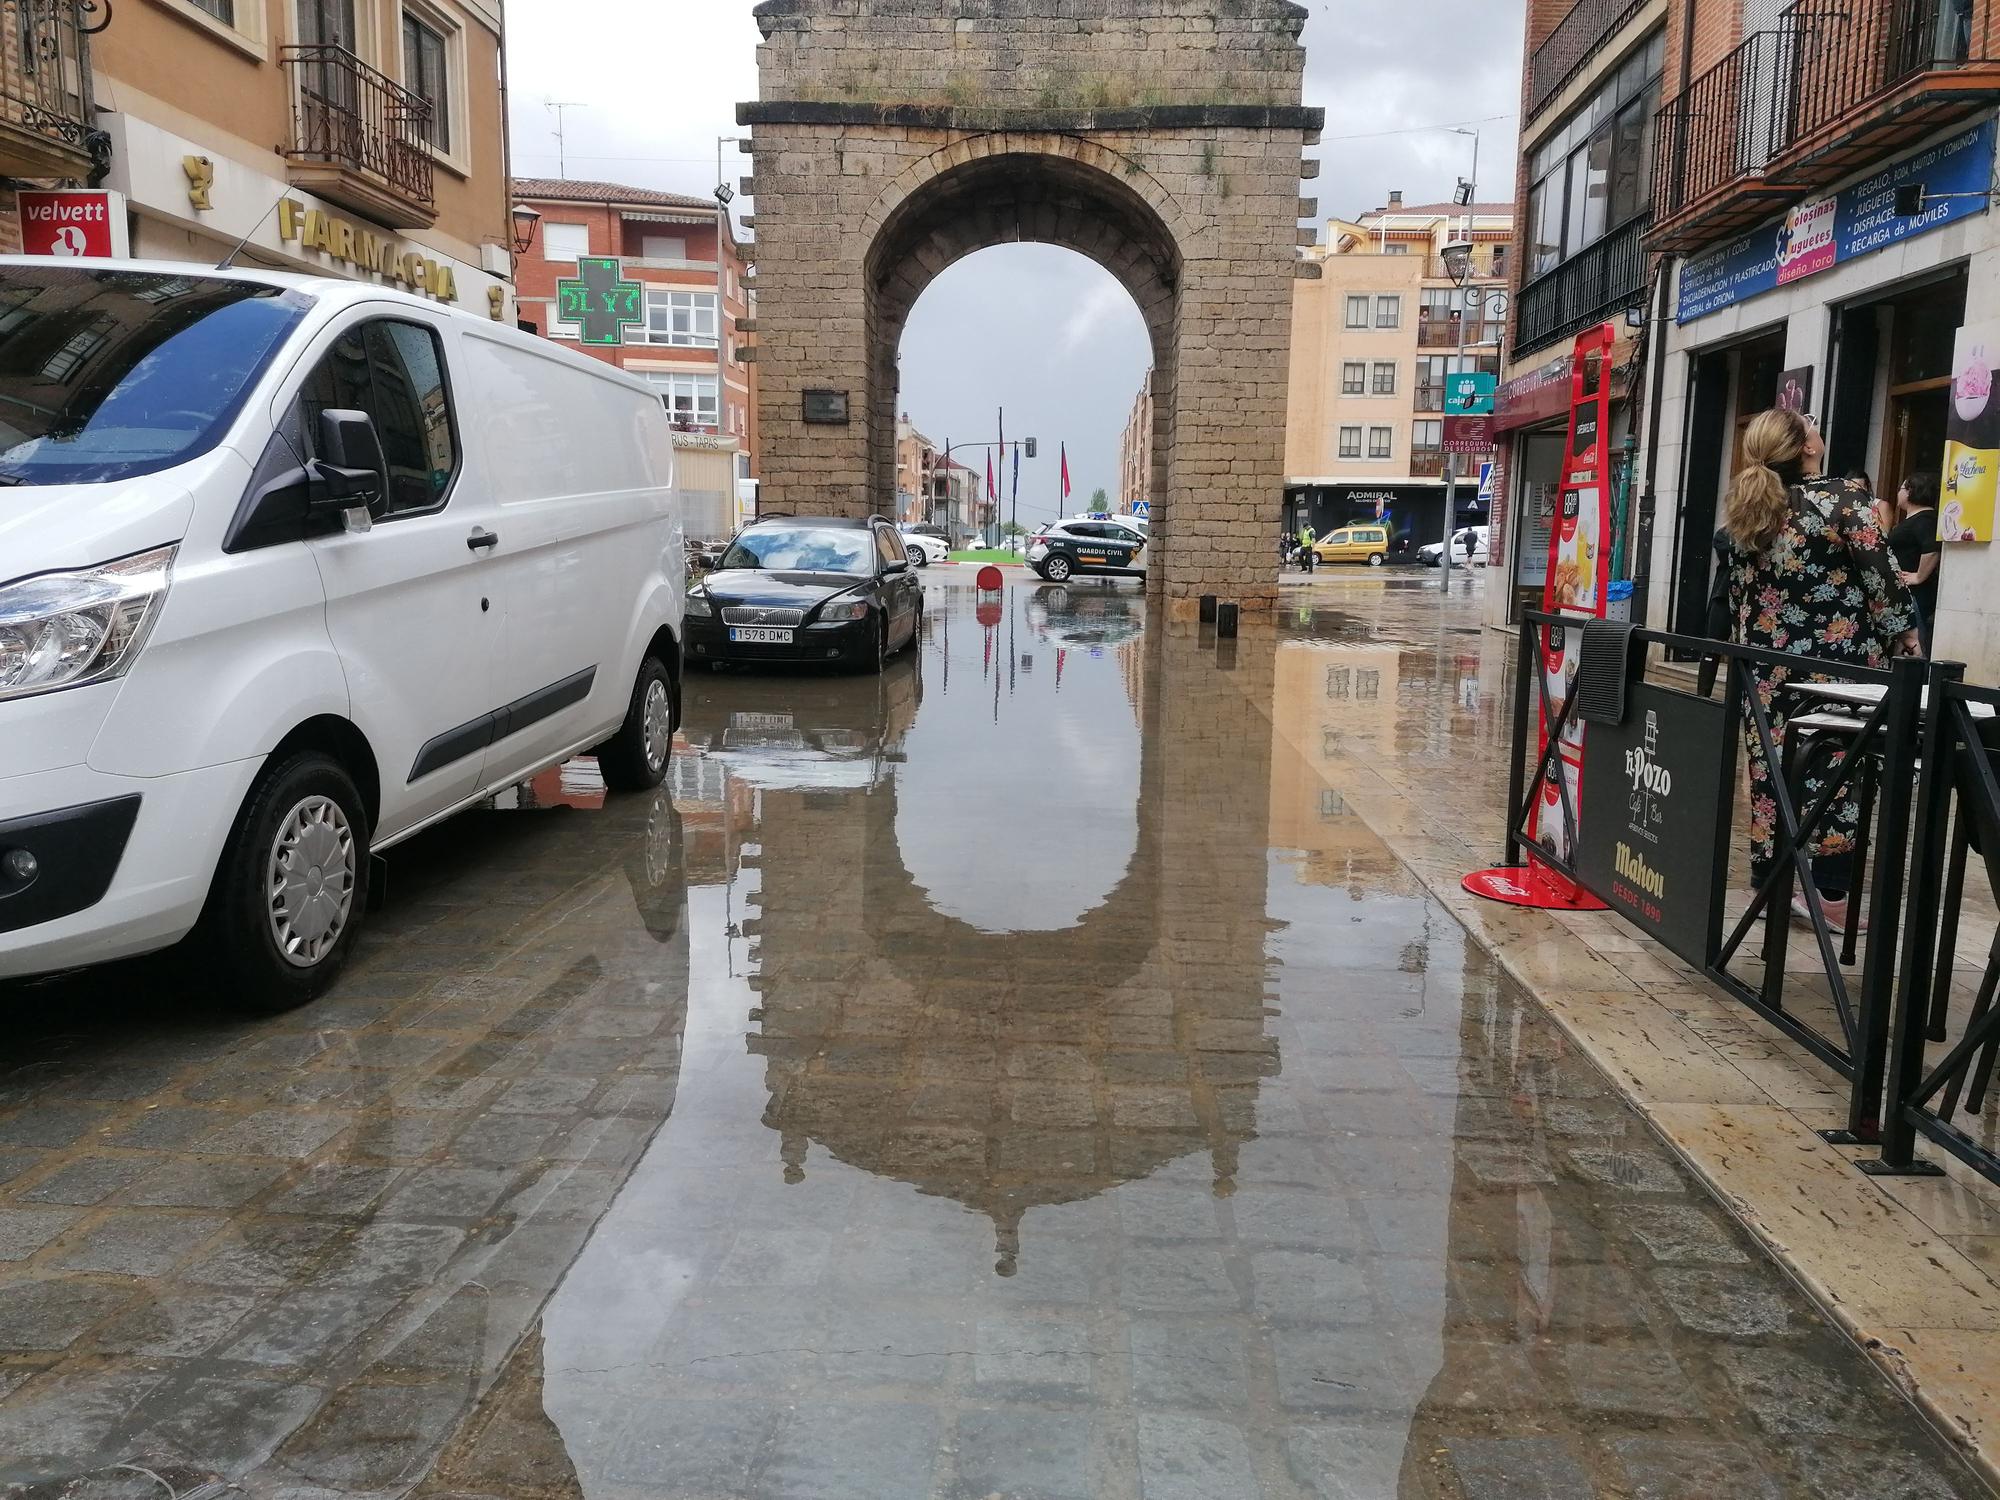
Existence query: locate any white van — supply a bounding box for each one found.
[0,259,685,1010]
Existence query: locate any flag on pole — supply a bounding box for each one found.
[986,451,996,503]
[1060,443,1072,502]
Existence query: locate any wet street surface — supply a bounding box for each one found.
[0,573,1991,1499]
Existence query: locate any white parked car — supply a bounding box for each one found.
[1420,526,1490,567]
[0,258,686,1011]
[895,522,950,567]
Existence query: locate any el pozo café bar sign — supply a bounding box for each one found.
[277,198,459,303]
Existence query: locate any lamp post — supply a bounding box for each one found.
[1435,126,1480,591]
[509,203,541,256]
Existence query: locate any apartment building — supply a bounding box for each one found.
[1501,0,2000,676]
[2,0,515,314]
[1284,196,1513,553]
[1120,369,1155,513]
[1488,2,1664,625]
[894,414,981,538]
[512,178,756,454]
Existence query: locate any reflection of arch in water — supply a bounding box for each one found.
[894,588,1145,932]
[747,616,1282,1274]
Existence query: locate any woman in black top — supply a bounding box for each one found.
[1888,472,1942,655]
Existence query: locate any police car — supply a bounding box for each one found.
[1027,518,1149,582]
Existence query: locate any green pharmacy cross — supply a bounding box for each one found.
[557,256,643,346]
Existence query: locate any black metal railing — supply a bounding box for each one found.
[1409,449,1447,478]
[1528,0,1651,121]
[1878,668,2000,1186]
[1652,30,1790,223]
[0,0,102,173]
[281,43,435,210]
[1516,215,1651,357]
[1654,0,1993,225]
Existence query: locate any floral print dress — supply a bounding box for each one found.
[1722,475,1917,882]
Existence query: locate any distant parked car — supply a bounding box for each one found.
[1028,520,1148,583]
[1420,526,1490,567]
[1313,524,1393,567]
[896,523,950,567]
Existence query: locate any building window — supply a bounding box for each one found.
[1375,295,1400,329]
[643,289,717,347]
[1413,419,1442,450]
[1526,28,1666,279]
[190,0,236,21]
[542,222,589,263]
[1345,295,1370,329]
[1383,243,1410,255]
[1491,244,1509,279]
[645,372,719,428]
[1338,426,1362,460]
[401,11,451,152]
[1368,427,1393,460]
[1371,362,1397,395]
[1341,362,1366,395]
[643,234,688,261]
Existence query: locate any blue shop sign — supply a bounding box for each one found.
[1676,120,1996,324]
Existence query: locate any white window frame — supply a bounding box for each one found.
[1375,295,1401,329]
[542,222,590,265]
[1344,295,1370,329]
[156,0,268,57]
[1337,426,1362,460]
[644,371,720,428]
[642,289,718,348]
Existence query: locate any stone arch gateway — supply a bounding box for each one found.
[739,0,1324,612]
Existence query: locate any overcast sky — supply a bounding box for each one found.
[507,1,1524,514]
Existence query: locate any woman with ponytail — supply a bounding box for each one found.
[1721,408,1919,930]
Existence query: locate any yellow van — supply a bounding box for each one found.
[1313,525,1392,567]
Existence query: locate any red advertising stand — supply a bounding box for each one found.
[1465,323,1618,911]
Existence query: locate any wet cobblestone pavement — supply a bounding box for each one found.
[0,574,1990,1498]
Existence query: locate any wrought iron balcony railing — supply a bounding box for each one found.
[1652,0,1999,247]
[0,0,105,181]
[1516,215,1651,357]
[281,43,435,224]
[1528,0,1651,122]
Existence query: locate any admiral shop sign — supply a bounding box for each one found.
[1676,120,1997,324]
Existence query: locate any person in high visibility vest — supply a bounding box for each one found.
[1297,523,1317,572]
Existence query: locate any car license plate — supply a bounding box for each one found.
[729,627,794,644]
[734,712,795,730]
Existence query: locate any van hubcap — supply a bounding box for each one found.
[642,678,672,771]
[267,796,355,968]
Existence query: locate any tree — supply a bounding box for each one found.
[1090,487,1110,510]
[1001,520,1027,538]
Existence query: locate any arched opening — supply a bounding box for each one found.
[863,150,1182,575]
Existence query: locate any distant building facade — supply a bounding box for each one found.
[1120,371,1155,514]
[1285,195,1514,553]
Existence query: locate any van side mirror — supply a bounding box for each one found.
[309,409,388,530]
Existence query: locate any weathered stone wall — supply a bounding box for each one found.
[752,0,1310,110]
[742,0,1320,610]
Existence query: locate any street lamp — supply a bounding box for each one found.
[1436,125,1480,591]
[509,203,541,255]
[716,135,747,443]
[1440,237,1475,285]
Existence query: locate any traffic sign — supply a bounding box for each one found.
[1477,461,1496,504]
[1444,372,1497,415]
[557,256,643,346]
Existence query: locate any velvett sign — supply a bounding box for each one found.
[16,190,127,258]
[1575,683,1735,967]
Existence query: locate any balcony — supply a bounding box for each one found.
[0,0,104,181]
[280,44,436,229]
[1529,0,1652,122]
[1651,0,2000,251]
[1415,384,1446,413]
[1410,449,1448,478]
[1516,214,1651,356]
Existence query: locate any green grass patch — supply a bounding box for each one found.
[947,549,1023,564]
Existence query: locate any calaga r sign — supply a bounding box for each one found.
[15,190,129,259]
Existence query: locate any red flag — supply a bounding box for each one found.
[986,451,996,502]
[1060,443,1072,502]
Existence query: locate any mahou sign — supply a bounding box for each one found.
[16,190,127,258]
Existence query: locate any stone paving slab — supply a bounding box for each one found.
[1274,574,2000,1486]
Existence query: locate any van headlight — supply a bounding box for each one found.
[0,545,176,703]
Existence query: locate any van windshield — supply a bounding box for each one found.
[0,267,310,487]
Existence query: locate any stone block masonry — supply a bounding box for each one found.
[743,0,1320,609]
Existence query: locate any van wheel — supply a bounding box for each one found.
[597,654,677,792]
[198,752,371,1015]
[1368,553,1385,568]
